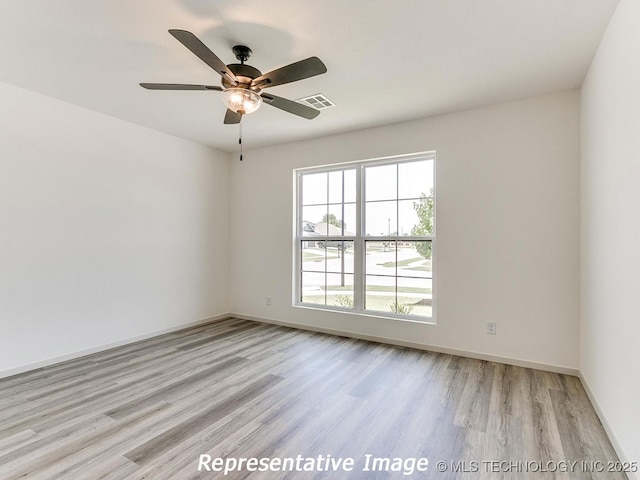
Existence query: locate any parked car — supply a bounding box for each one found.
[302,221,354,250]
[316,240,353,250]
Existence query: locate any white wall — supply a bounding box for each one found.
[230,91,580,371]
[0,81,230,375]
[581,0,640,468]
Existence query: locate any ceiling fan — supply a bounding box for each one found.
[140,30,327,124]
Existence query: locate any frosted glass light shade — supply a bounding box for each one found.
[221,88,262,115]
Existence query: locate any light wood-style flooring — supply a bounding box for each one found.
[0,318,624,479]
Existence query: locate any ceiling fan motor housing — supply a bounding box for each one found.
[222,63,263,90]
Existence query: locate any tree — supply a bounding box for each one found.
[322,213,345,229]
[411,189,434,260]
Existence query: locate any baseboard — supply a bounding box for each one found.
[579,373,638,480]
[0,313,229,380]
[231,313,580,376]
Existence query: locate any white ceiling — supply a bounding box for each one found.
[0,0,619,153]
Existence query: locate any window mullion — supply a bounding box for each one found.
[324,172,329,305]
[395,164,399,305]
[295,174,302,304]
[354,165,364,311]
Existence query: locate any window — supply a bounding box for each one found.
[295,152,435,321]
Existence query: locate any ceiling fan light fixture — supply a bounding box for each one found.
[140,31,327,125]
[221,87,262,115]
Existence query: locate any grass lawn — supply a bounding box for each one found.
[405,266,432,272]
[301,294,432,317]
[302,251,341,262]
[378,257,433,269]
[378,256,423,267]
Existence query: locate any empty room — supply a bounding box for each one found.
[1,1,638,479]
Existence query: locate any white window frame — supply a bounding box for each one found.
[294,151,436,323]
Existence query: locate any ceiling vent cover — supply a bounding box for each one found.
[296,93,335,110]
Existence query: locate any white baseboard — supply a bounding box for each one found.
[0,313,229,380]
[231,313,580,376]
[579,373,638,480]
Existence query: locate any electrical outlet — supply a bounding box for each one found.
[486,322,497,335]
[266,296,272,306]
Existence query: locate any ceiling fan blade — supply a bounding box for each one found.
[140,83,222,91]
[224,109,242,124]
[168,29,238,84]
[252,57,327,89]
[261,93,320,119]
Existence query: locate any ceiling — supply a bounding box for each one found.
[0,0,620,153]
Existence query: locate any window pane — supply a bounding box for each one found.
[365,275,396,313]
[398,160,433,200]
[397,241,432,277]
[398,200,421,237]
[328,170,343,204]
[344,169,356,203]
[366,200,397,236]
[327,204,345,236]
[326,273,354,309]
[365,240,402,313]
[365,240,396,276]
[302,205,327,235]
[301,241,326,272]
[302,172,327,205]
[365,164,397,201]
[397,277,432,316]
[344,203,356,236]
[301,271,325,304]
[326,242,354,274]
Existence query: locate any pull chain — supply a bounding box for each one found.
[239,121,243,161]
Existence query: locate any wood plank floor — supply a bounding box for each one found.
[0,318,625,479]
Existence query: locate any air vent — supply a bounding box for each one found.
[296,93,336,110]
